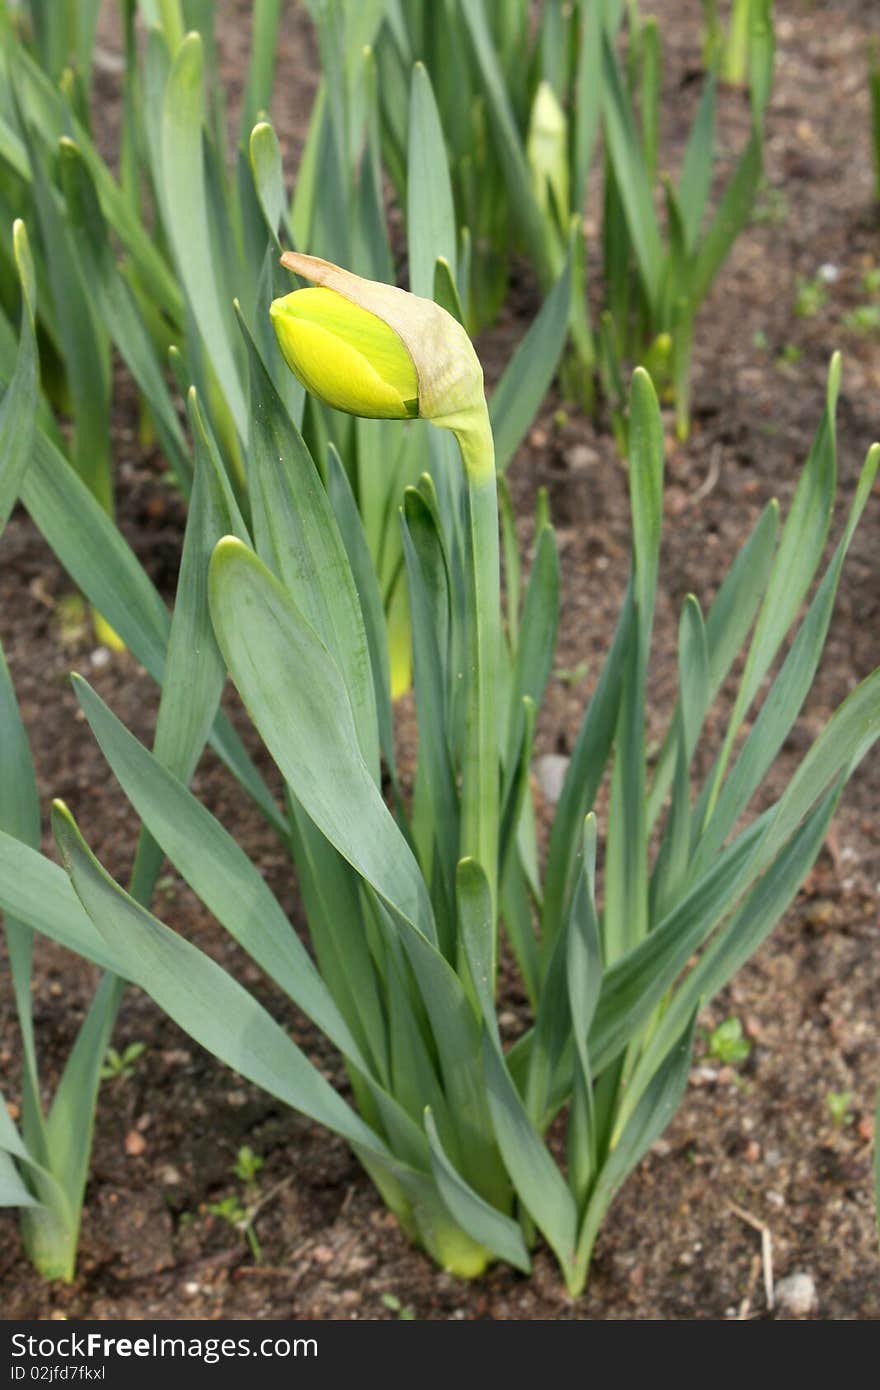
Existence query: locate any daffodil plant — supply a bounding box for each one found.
[2,256,879,1293]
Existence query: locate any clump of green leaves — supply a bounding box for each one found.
[795,274,829,319]
[706,1017,752,1066]
[207,1147,266,1263]
[826,1090,853,1127]
[380,1292,416,1320]
[100,1042,147,1084]
[4,311,876,1297]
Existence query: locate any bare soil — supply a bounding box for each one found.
[1,0,880,1320]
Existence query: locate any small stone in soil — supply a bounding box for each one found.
[776,1272,817,1317]
[124,1130,147,1157]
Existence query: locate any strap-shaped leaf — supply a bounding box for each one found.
[57,137,191,494]
[482,1031,578,1279]
[325,445,397,789]
[574,1018,696,1288]
[18,421,285,838]
[647,499,779,828]
[44,973,121,1224]
[424,1108,531,1274]
[698,357,840,823]
[456,858,496,1032]
[593,664,880,1071]
[600,30,663,311]
[692,444,880,879]
[0,637,46,1166]
[0,221,37,531]
[248,120,288,247]
[650,595,709,919]
[241,311,380,780]
[51,802,389,1158]
[161,32,246,435]
[542,582,635,942]
[690,132,763,309]
[0,831,125,976]
[208,537,433,940]
[618,786,840,1140]
[459,0,560,285]
[677,74,716,254]
[408,62,457,299]
[490,227,574,473]
[0,1153,40,1208]
[72,674,371,1074]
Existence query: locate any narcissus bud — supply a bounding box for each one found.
[270,287,419,420]
[271,252,487,447]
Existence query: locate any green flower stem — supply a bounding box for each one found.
[450,406,500,922]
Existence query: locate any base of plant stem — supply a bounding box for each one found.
[20,1211,77,1284]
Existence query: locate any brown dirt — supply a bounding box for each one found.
[2,0,880,1321]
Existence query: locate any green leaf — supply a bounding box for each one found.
[0,831,125,977]
[325,445,397,789]
[647,498,779,828]
[456,858,496,1031]
[57,137,191,494]
[490,239,572,473]
[45,974,121,1225]
[600,30,663,310]
[690,133,762,308]
[692,443,880,880]
[18,99,112,510]
[620,786,839,1139]
[248,119,288,245]
[574,1018,696,1287]
[51,802,388,1157]
[73,674,374,1077]
[482,1032,578,1277]
[161,32,246,435]
[0,220,37,531]
[0,1157,39,1208]
[698,357,840,826]
[408,62,457,299]
[208,537,433,940]
[504,523,560,789]
[459,0,560,286]
[424,1108,531,1273]
[542,583,635,942]
[240,0,283,137]
[241,311,380,780]
[677,75,716,253]
[18,423,285,837]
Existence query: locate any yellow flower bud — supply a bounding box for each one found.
[270,287,419,420]
[273,252,486,438]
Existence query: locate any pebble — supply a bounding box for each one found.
[567,443,599,472]
[534,754,570,806]
[311,1245,334,1265]
[90,647,111,669]
[124,1130,147,1157]
[776,1272,817,1317]
[689,1066,719,1087]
